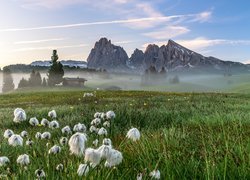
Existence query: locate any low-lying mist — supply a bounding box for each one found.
[0,71,249,93]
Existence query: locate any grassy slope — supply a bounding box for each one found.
[0,90,250,179]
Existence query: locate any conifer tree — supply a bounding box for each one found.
[47,50,64,86]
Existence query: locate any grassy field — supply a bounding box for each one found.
[0,90,250,179]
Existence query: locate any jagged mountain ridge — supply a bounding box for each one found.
[87,37,248,73]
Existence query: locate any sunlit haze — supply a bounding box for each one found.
[1,0,250,68]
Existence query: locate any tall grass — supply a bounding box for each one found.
[0,91,249,179]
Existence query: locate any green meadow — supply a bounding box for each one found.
[0,90,250,179]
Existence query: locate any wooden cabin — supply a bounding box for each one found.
[63,77,87,87]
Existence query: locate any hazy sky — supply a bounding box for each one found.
[1,0,250,68]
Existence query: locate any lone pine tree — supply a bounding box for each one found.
[47,50,64,86]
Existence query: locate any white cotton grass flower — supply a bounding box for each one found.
[106,111,115,119]
[105,149,123,167]
[98,127,107,136]
[56,164,64,171]
[77,164,89,176]
[35,132,42,139]
[137,173,143,180]
[26,139,33,146]
[126,128,140,141]
[48,110,57,119]
[84,148,101,168]
[49,145,61,154]
[68,132,87,156]
[20,131,28,138]
[0,156,10,166]
[60,137,68,146]
[83,92,94,98]
[8,134,23,146]
[61,126,72,135]
[103,121,110,128]
[17,154,30,166]
[73,123,86,133]
[41,118,50,126]
[4,129,14,139]
[103,138,112,146]
[13,108,26,123]
[91,118,101,126]
[94,112,101,118]
[97,145,112,159]
[14,108,25,116]
[35,169,46,178]
[149,170,160,179]
[101,112,106,120]
[29,117,39,126]
[41,132,51,139]
[89,126,97,133]
[92,139,98,147]
[49,120,60,129]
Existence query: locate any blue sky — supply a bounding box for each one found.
[1,0,250,68]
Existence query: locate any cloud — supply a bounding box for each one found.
[12,44,88,52]
[14,38,66,44]
[143,26,190,40]
[0,11,212,32]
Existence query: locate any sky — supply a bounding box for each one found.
[1,0,250,68]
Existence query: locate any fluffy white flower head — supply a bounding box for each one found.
[103,138,112,146]
[49,145,61,154]
[8,134,23,146]
[26,139,33,146]
[73,123,86,133]
[84,148,101,167]
[62,126,72,135]
[91,118,101,126]
[0,156,10,166]
[106,111,115,119]
[35,169,46,178]
[13,109,26,123]
[41,132,51,139]
[68,132,87,156]
[105,149,123,167]
[98,127,107,136]
[20,131,28,137]
[29,117,39,126]
[149,170,160,179]
[4,129,14,139]
[49,120,60,129]
[60,137,68,146]
[97,145,112,159]
[48,110,57,119]
[41,118,50,126]
[17,154,30,166]
[126,128,140,141]
[94,112,101,118]
[35,132,42,139]
[56,164,64,171]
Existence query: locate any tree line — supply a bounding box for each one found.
[2,50,64,93]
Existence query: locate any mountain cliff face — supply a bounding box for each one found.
[87,38,128,70]
[129,49,144,70]
[87,38,248,73]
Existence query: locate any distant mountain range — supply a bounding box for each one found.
[87,38,249,74]
[5,37,250,74]
[31,60,87,68]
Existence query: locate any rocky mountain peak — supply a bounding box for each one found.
[87,37,128,71]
